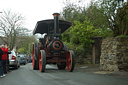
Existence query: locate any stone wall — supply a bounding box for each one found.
[100,37,128,71]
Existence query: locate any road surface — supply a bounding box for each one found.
[0,63,128,85]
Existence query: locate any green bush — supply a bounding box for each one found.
[62,20,104,61]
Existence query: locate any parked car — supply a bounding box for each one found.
[8,51,20,69]
[17,54,27,65]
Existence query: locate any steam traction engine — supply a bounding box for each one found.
[32,13,75,72]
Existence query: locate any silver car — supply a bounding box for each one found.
[9,51,20,69]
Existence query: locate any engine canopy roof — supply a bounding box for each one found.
[33,19,72,35]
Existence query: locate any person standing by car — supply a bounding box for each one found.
[27,54,30,63]
[1,44,8,74]
[6,45,11,73]
[27,54,32,63]
[0,45,5,78]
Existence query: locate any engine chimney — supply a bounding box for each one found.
[53,13,60,37]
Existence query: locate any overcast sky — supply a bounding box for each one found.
[0,0,90,30]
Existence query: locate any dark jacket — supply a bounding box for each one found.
[0,48,4,60]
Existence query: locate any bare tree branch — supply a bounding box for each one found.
[0,9,25,50]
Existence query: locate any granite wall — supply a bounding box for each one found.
[100,37,128,71]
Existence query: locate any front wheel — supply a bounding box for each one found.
[39,50,46,72]
[66,50,75,72]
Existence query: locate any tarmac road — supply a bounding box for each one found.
[0,63,128,85]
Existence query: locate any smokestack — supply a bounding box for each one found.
[53,13,60,37]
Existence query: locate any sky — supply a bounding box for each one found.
[0,0,90,31]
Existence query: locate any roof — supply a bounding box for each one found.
[33,19,72,35]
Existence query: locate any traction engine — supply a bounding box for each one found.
[32,13,75,72]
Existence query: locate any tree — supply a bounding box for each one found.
[70,20,102,51]
[0,10,25,50]
[60,0,114,64]
[85,1,113,37]
[115,2,128,36]
[101,0,128,36]
[17,27,32,36]
[60,0,90,44]
[16,35,37,54]
[86,1,108,29]
[60,0,87,23]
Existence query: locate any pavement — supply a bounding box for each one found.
[76,64,128,78]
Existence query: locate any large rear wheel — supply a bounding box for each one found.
[39,50,46,72]
[66,50,75,72]
[32,43,39,70]
[32,56,38,70]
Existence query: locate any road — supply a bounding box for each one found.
[0,63,128,85]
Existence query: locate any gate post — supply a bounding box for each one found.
[92,36,102,64]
